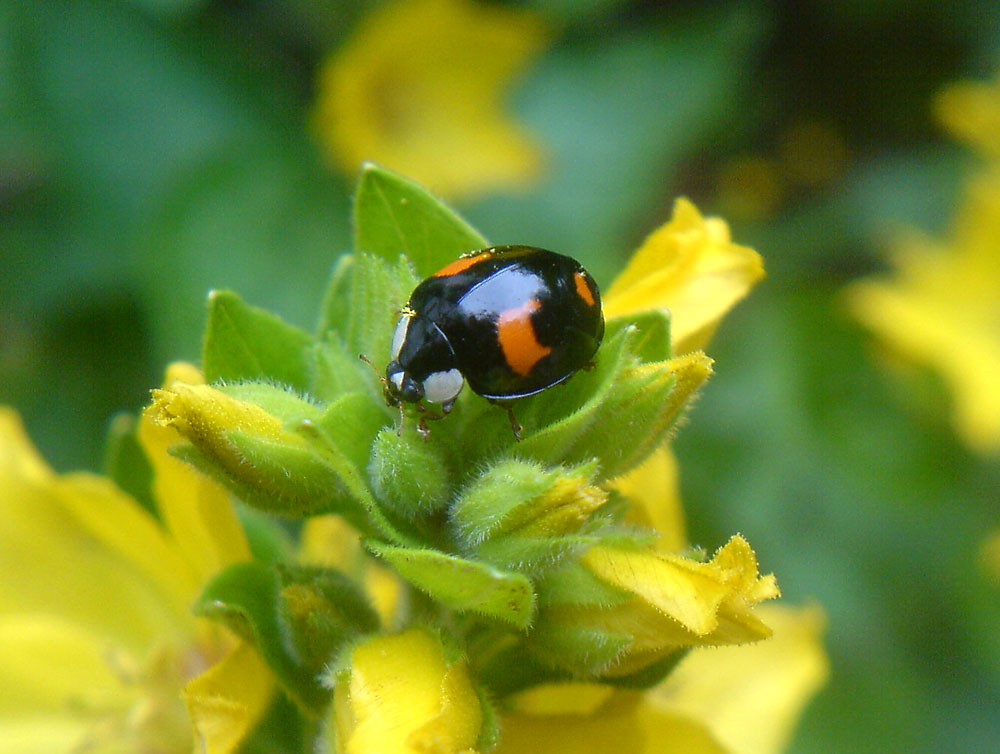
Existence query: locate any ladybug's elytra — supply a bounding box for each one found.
[371,245,605,439]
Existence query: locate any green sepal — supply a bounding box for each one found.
[203,289,314,392]
[598,648,691,690]
[476,642,569,698]
[527,621,631,676]
[535,559,632,609]
[316,253,355,338]
[276,564,381,672]
[342,252,420,369]
[193,561,329,715]
[474,534,598,574]
[315,391,389,472]
[308,334,379,403]
[364,540,537,628]
[219,381,323,425]
[368,427,452,519]
[238,691,309,754]
[102,412,155,516]
[451,458,602,548]
[512,326,634,463]
[475,685,501,753]
[235,503,295,564]
[170,436,345,520]
[605,308,672,363]
[562,359,701,479]
[354,162,488,277]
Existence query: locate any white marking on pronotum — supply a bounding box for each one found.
[422,369,464,404]
[390,372,405,392]
[390,315,410,360]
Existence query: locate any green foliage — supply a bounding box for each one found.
[354,163,489,277]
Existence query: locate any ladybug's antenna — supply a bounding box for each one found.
[359,354,407,435]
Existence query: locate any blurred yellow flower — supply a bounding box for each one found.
[935,74,1000,158]
[604,197,765,354]
[0,363,273,754]
[846,173,1000,453]
[496,605,826,754]
[314,0,547,201]
[329,628,482,754]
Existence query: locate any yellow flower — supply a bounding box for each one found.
[935,74,1000,159]
[604,197,765,355]
[541,536,780,676]
[495,604,827,754]
[846,173,1000,453]
[313,0,547,201]
[0,363,273,754]
[329,628,482,754]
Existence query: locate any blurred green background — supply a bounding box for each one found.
[2,1,999,752]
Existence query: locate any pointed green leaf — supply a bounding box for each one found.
[102,412,155,516]
[194,561,329,715]
[528,621,631,675]
[203,289,314,391]
[365,540,536,628]
[316,391,390,472]
[317,253,355,337]
[343,253,420,365]
[308,335,375,403]
[606,308,672,363]
[354,163,488,277]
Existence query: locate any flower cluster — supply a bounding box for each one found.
[0,165,826,753]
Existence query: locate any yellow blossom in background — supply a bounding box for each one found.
[846,93,1000,454]
[935,73,1000,158]
[0,364,273,754]
[313,0,547,201]
[495,605,826,754]
[604,197,765,354]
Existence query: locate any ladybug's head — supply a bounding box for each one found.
[383,313,464,407]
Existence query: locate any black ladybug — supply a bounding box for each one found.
[372,245,604,439]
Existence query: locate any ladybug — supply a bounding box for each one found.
[369,245,604,439]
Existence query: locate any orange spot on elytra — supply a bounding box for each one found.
[433,252,492,277]
[574,272,595,306]
[498,299,551,377]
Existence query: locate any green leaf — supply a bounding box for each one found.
[365,540,537,628]
[235,504,295,564]
[101,411,155,516]
[528,621,631,675]
[316,253,355,338]
[368,427,452,519]
[308,335,376,403]
[599,648,690,689]
[316,391,390,471]
[194,562,329,715]
[606,308,672,363]
[353,163,488,277]
[535,559,632,609]
[342,253,420,367]
[203,289,314,392]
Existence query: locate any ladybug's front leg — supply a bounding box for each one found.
[415,400,453,440]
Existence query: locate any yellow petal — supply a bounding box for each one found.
[846,224,1000,453]
[334,629,482,754]
[140,364,251,582]
[184,641,275,754]
[584,535,778,637]
[612,445,687,552]
[605,198,764,354]
[0,614,124,716]
[935,75,1000,158]
[313,0,547,200]
[0,417,190,648]
[0,407,52,483]
[495,690,728,754]
[651,604,829,754]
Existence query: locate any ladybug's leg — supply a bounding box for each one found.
[415,402,449,440]
[499,402,523,442]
